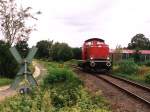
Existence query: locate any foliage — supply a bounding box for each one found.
[117,60,139,75]
[51,42,60,61]
[51,42,73,61]
[112,45,123,64]
[36,40,53,59]
[0,40,18,78]
[128,33,150,50]
[72,47,81,59]
[133,50,140,62]
[56,43,73,61]
[137,66,150,76]
[36,41,73,61]
[145,73,150,84]
[0,0,39,45]
[143,61,150,67]
[43,67,82,86]
[65,59,79,67]
[0,77,12,86]
[15,40,29,58]
[0,62,111,112]
[113,64,150,85]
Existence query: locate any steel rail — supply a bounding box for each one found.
[96,75,150,105]
[108,75,150,92]
[71,64,150,105]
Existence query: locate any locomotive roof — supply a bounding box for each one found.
[85,38,104,42]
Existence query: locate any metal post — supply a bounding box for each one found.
[9,46,38,90]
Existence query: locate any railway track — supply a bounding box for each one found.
[71,64,150,105]
[96,74,150,105]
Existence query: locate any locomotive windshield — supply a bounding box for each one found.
[85,38,104,43]
[85,38,105,46]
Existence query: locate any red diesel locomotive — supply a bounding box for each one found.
[79,38,111,72]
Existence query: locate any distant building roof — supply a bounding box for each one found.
[139,50,150,54]
[122,50,135,54]
[110,49,150,54]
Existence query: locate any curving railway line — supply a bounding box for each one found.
[72,64,150,106]
[95,74,150,106]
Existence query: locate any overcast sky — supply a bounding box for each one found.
[19,0,150,48]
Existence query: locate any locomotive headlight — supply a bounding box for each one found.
[107,57,110,60]
[90,57,93,60]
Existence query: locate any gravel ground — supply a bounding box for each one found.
[74,69,150,112]
[99,75,150,102]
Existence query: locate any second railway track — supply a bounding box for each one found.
[96,74,150,105]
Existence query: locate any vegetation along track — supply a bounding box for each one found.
[96,74,150,105]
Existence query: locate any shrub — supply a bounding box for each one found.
[43,67,82,87]
[51,42,73,61]
[137,66,150,76]
[145,73,150,84]
[15,40,29,58]
[36,40,53,59]
[0,62,111,112]
[0,78,12,86]
[118,60,139,75]
[143,61,150,67]
[0,40,18,78]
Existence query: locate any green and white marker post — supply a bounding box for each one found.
[9,46,38,89]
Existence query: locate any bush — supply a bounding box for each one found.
[143,61,150,67]
[118,60,139,75]
[15,40,29,58]
[51,42,73,61]
[36,40,53,59]
[0,78,12,86]
[72,47,81,59]
[0,40,18,78]
[145,73,150,84]
[43,67,82,87]
[0,62,111,112]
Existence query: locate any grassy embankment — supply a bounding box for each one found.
[0,61,36,87]
[113,60,150,86]
[0,78,12,87]
[0,60,111,112]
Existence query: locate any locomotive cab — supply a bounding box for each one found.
[80,38,111,73]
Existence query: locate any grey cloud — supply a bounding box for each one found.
[55,1,115,32]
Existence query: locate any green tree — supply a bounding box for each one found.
[51,42,61,61]
[51,42,73,61]
[72,47,81,59]
[15,40,29,58]
[0,0,40,45]
[36,40,53,59]
[57,43,73,61]
[128,33,150,50]
[0,40,18,78]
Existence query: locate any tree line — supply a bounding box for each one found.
[36,40,81,61]
[0,39,81,78]
[1,33,150,78]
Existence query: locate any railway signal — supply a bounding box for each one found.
[9,46,38,89]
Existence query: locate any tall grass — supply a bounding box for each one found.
[117,60,139,75]
[0,78,12,86]
[113,60,150,85]
[0,61,111,112]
